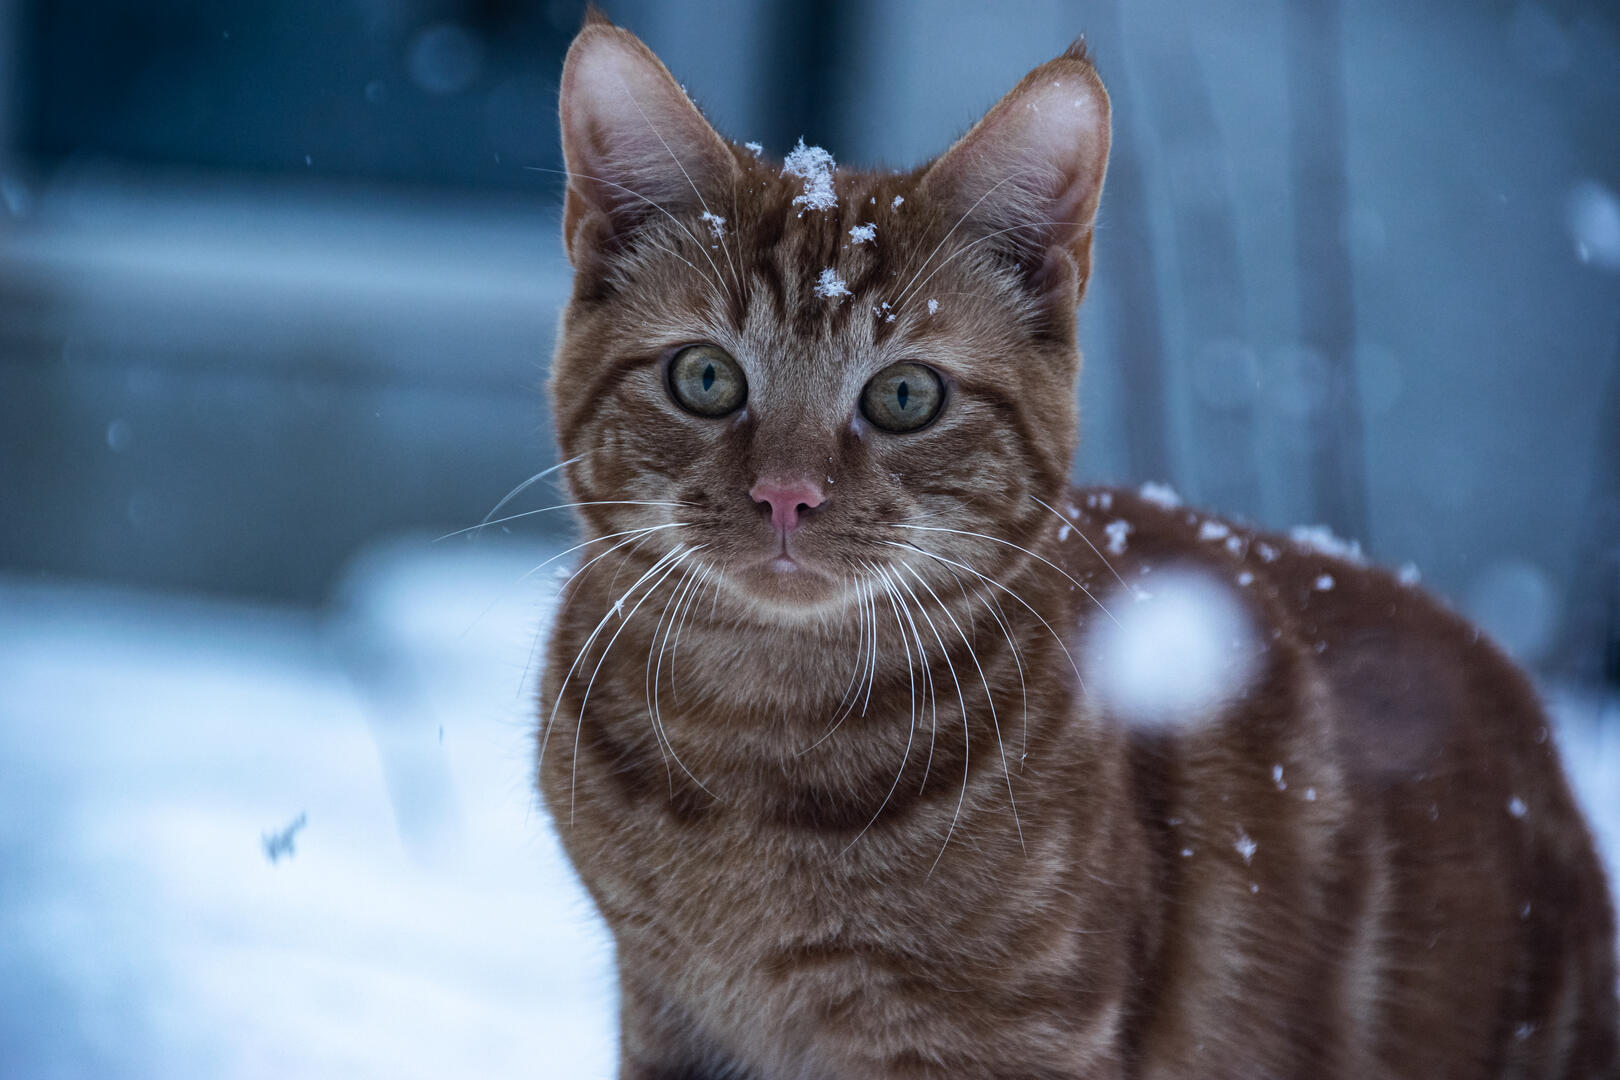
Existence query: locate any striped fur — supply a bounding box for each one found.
[538,14,1619,1078]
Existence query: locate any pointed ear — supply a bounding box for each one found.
[919,41,1111,304]
[558,16,741,266]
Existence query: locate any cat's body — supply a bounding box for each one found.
[538,14,1618,1078]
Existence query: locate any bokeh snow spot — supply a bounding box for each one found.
[1465,559,1558,664]
[1566,180,1620,271]
[1084,569,1260,728]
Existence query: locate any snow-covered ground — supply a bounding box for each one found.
[0,540,617,1079]
[1,541,1616,1078]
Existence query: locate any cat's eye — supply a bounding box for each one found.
[860,362,945,433]
[668,345,747,418]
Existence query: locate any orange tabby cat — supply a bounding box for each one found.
[538,12,1619,1078]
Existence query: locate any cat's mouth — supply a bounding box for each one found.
[730,547,840,609]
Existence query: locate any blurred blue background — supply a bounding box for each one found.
[1,1,1618,1077]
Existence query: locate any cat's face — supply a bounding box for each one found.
[551,21,1109,622]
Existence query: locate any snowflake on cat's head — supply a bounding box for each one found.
[813,268,851,301]
[782,139,837,216]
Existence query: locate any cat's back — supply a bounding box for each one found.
[1058,485,1619,1078]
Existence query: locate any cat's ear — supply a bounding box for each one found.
[919,40,1110,304]
[558,13,741,266]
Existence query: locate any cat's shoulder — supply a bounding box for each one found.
[1061,483,1541,740]
[1059,483,1499,664]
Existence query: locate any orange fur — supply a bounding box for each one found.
[539,16,1619,1079]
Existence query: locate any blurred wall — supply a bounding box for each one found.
[1,0,1617,679]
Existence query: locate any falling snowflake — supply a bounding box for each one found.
[1104,519,1132,556]
[848,222,877,244]
[262,812,308,864]
[1234,827,1258,865]
[700,211,727,238]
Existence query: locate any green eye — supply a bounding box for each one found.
[860,362,944,432]
[669,345,747,417]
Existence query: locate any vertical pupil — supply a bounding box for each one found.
[896,380,910,410]
[702,363,715,392]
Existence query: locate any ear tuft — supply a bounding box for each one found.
[919,44,1111,306]
[558,20,740,266]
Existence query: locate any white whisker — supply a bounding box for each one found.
[438,500,691,542]
[879,539,1083,687]
[841,562,920,856]
[860,574,881,717]
[518,524,686,696]
[610,73,743,302]
[480,453,588,532]
[642,562,697,792]
[800,575,872,756]
[646,559,722,799]
[888,566,972,877]
[970,579,1029,760]
[889,168,1037,308]
[666,561,715,701]
[895,219,1086,310]
[539,543,689,778]
[571,545,704,823]
[899,563,1024,856]
[526,164,731,303]
[887,522,1119,626]
[1031,494,1133,595]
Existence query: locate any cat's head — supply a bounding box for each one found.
[550,12,1109,621]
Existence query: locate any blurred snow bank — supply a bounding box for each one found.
[0,536,617,1080]
[1546,687,1620,899]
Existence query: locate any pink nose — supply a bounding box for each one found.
[750,478,826,535]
